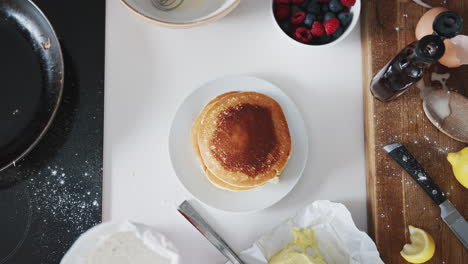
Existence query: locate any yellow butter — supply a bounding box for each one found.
[269,228,327,264]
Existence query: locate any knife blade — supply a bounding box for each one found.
[440,200,468,249]
[384,142,468,249]
[177,200,245,264]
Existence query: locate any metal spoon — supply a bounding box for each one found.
[423,89,468,143]
[151,0,184,11]
[178,201,245,264]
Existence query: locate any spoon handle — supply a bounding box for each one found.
[178,201,245,264]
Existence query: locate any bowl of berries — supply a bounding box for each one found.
[272,0,360,46]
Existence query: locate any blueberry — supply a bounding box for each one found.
[316,14,324,22]
[321,3,329,12]
[338,12,352,26]
[329,0,343,13]
[307,2,321,15]
[323,12,336,21]
[279,21,292,34]
[304,13,316,28]
[290,5,302,15]
[332,26,344,39]
[317,34,333,45]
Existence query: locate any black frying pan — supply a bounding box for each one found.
[0,0,63,172]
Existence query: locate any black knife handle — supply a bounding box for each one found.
[384,143,447,205]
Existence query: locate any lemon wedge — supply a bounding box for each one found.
[400,225,435,264]
[447,147,468,189]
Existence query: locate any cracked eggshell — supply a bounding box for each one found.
[415,7,462,68]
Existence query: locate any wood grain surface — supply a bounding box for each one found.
[361,0,468,263]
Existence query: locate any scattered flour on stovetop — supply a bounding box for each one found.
[27,165,101,236]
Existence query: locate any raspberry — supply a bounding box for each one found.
[291,0,304,4]
[289,25,299,36]
[310,21,325,37]
[340,0,356,7]
[274,0,291,4]
[274,5,290,20]
[324,18,340,35]
[294,27,312,43]
[290,11,306,25]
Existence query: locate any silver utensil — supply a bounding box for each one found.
[151,0,184,11]
[384,143,468,248]
[178,200,245,264]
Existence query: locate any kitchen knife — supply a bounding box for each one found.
[178,200,245,264]
[384,142,468,249]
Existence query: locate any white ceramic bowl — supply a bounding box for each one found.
[121,0,240,28]
[271,0,361,47]
[61,221,179,264]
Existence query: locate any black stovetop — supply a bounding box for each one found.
[0,0,105,263]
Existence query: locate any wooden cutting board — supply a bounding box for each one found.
[361,0,468,263]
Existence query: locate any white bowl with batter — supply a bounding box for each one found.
[121,0,240,28]
[61,221,179,264]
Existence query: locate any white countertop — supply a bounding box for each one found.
[104,0,365,263]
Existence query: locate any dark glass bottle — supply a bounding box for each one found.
[370,11,463,102]
[370,35,445,101]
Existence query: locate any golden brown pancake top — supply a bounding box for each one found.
[210,103,279,177]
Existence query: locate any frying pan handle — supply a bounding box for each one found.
[384,143,447,205]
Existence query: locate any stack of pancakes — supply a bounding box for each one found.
[191,91,291,191]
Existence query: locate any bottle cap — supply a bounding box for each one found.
[433,11,463,39]
[415,35,445,63]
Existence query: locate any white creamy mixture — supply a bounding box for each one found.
[85,232,171,264]
[416,73,452,121]
[451,35,468,65]
[425,92,451,120]
[416,78,432,99]
[429,72,451,120]
[431,72,450,91]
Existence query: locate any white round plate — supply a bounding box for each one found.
[169,76,308,212]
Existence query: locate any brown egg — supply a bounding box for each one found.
[415,7,448,40]
[439,39,462,68]
[415,7,461,68]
